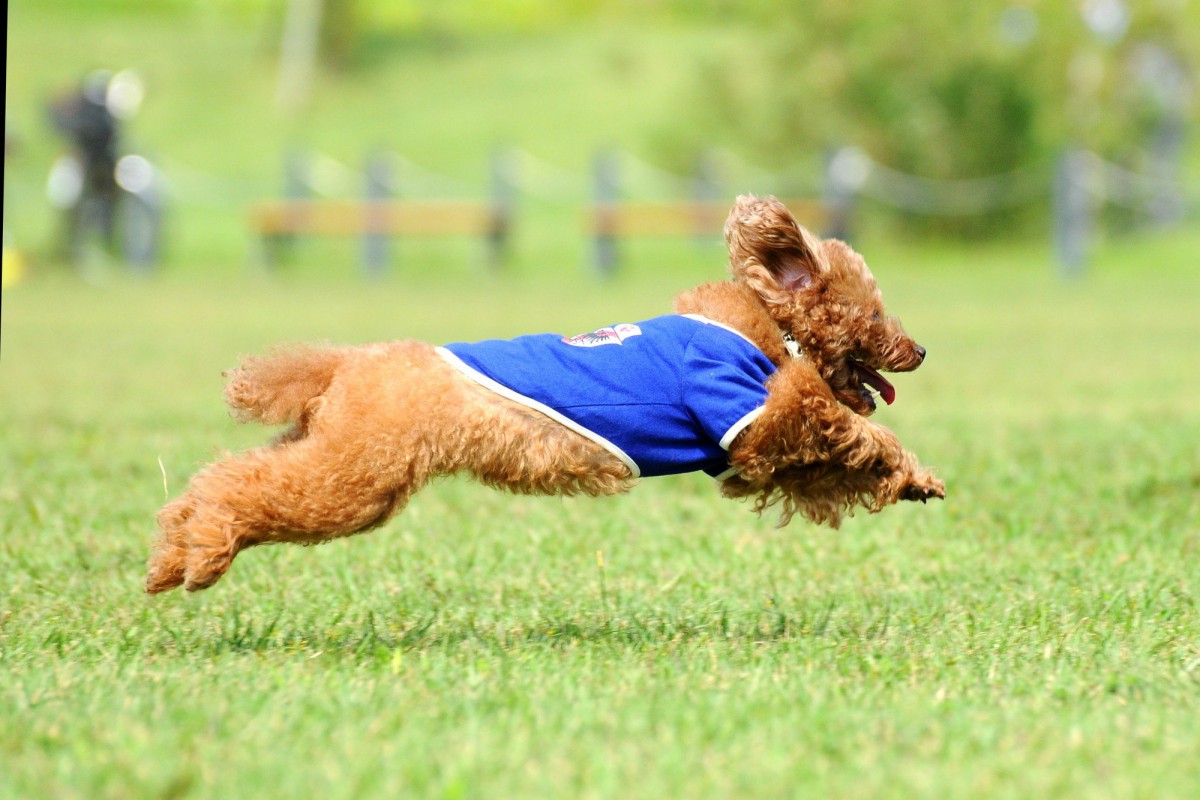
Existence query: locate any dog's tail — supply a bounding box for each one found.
[223,344,347,426]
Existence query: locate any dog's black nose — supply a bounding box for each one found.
[915,345,927,362]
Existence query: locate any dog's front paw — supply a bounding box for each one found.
[900,473,945,504]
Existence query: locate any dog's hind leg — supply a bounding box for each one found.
[175,436,423,592]
[146,393,331,594]
[144,496,194,593]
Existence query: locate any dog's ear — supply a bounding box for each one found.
[725,195,826,307]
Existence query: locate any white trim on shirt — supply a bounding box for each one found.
[679,314,761,350]
[719,406,763,451]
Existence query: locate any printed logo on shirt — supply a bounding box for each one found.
[561,323,642,347]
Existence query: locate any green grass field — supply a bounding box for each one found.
[3,232,1199,798]
[5,2,1200,797]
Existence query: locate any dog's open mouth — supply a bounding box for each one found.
[853,361,896,409]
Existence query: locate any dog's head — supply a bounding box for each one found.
[724,194,926,416]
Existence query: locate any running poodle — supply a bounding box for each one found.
[146,195,944,594]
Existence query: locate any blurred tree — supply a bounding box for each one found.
[694,0,1198,233]
[320,0,359,69]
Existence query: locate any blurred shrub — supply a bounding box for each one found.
[692,0,1198,233]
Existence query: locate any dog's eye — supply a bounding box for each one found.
[872,311,883,322]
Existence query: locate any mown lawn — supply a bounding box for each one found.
[2,232,1198,798]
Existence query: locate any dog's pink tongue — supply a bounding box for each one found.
[858,364,896,405]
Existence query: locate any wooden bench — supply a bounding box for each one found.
[248,199,511,272]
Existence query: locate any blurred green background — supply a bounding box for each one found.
[4,0,1198,278]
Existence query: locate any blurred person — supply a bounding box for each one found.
[47,71,133,262]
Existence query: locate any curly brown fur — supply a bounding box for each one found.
[146,342,633,594]
[718,196,926,416]
[146,195,942,594]
[676,194,943,527]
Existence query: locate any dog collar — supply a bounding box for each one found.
[782,331,803,360]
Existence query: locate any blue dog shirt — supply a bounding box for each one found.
[437,314,776,479]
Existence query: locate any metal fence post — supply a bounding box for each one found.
[489,148,517,270]
[1054,148,1093,278]
[692,151,721,244]
[362,151,391,278]
[593,150,619,277]
[823,146,864,241]
[262,148,311,268]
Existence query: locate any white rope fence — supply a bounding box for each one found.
[79,145,1198,223]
